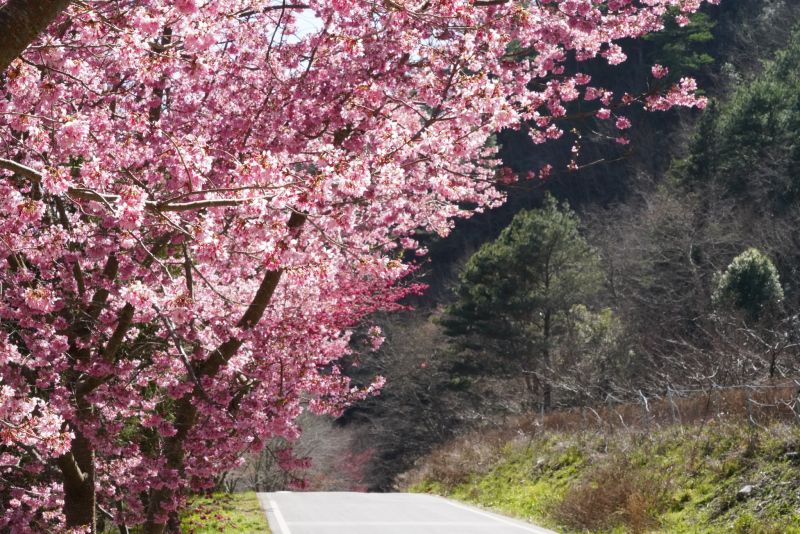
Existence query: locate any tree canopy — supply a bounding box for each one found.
[675,29,800,212]
[713,247,783,322]
[444,194,603,408]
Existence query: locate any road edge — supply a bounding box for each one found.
[257,492,292,534]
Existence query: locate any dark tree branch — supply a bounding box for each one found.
[0,0,72,72]
[0,160,272,212]
[144,211,306,534]
[199,210,307,378]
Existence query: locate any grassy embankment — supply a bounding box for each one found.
[403,388,800,533]
[180,492,270,533]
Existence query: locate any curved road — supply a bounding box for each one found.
[258,492,556,534]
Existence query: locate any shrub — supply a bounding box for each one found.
[554,458,672,533]
[713,248,783,322]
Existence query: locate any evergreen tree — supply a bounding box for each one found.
[443,194,603,410]
[713,247,783,323]
[675,28,800,212]
[644,10,716,81]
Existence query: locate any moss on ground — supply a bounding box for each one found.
[180,492,270,533]
[408,422,800,533]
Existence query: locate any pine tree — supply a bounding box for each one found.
[443,194,603,410]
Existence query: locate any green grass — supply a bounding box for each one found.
[180,492,271,533]
[407,422,800,533]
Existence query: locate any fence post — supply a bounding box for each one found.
[667,386,679,425]
[540,397,545,424]
[639,390,650,429]
[746,391,756,432]
[794,380,800,423]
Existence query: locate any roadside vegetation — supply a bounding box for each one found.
[364,15,800,526]
[403,405,800,533]
[180,493,270,534]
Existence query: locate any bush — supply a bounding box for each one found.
[713,247,783,322]
[403,429,514,490]
[554,458,672,533]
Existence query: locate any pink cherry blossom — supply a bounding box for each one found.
[652,64,669,79]
[596,108,612,120]
[174,0,199,15]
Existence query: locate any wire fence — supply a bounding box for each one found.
[531,381,800,433]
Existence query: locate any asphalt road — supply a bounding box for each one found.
[258,492,557,534]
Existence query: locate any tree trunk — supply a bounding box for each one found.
[769,346,778,379]
[542,309,552,411]
[142,213,305,533]
[142,394,196,534]
[542,379,552,412]
[522,372,539,411]
[0,0,72,72]
[58,432,96,532]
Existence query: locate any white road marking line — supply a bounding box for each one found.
[437,497,555,533]
[269,498,293,534]
[288,521,499,526]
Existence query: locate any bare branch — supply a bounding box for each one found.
[0,158,44,182]
[0,162,268,212]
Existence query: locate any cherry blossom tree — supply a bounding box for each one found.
[0,0,717,531]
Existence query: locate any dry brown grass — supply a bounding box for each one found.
[403,384,800,533]
[522,382,800,434]
[402,384,800,492]
[553,459,671,533]
[402,425,519,489]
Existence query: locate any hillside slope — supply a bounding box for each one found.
[403,418,800,533]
